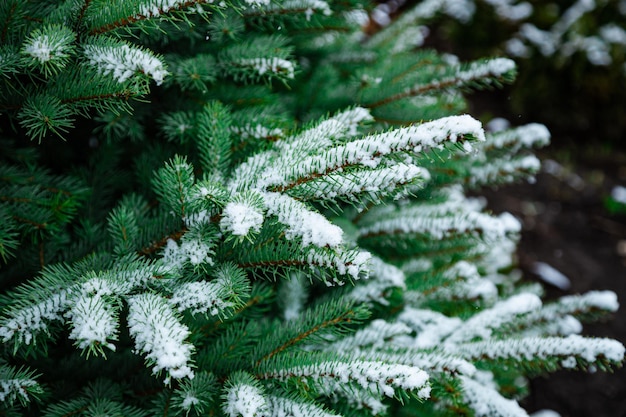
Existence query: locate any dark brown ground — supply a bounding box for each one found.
[483,148,626,417]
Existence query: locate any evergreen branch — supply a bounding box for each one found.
[76,0,92,27]
[197,284,269,339]
[235,236,370,285]
[262,192,343,248]
[238,258,307,269]
[232,115,484,194]
[127,293,195,385]
[445,293,542,344]
[243,0,331,19]
[364,58,517,109]
[450,335,626,374]
[357,210,520,243]
[11,214,48,230]
[498,291,621,338]
[220,191,265,240]
[152,156,195,219]
[60,89,136,106]
[171,371,217,415]
[0,0,623,414]
[255,306,366,366]
[465,156,541,187]
[0,1,17,43]
[169,262,250,318]
[138,227,187,256]
[458,375,528,417]
[365,78,460,109]
[0,361,43,407]
[266,395,341,417]
[222,372,269,417]
[482,123,551,154]
[258,356,431,400]
[285,162,430,205]
[87,0,211,35]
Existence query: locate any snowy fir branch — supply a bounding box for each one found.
[0,0,624,415]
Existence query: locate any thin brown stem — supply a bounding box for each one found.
[255,309,358,366]
[138,228,187,256]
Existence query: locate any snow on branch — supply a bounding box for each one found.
[137,0,205,18]
[460,375,529,417]
[170,281,234,316]
[223,375,269,417]
[315,381,389,415]
[446,293,542,343]
[262,360,430,399]
[0,289,71,346]
[234,57,295,79]
[220,192,266,239]
[84,39,168,85]
[87,0,209,34]
[266,395,341,417]
[329,319,412,351]
[229,108,373,193]
[330,107,374,137]
[409,261,497,305]
[306,247,371,284]
[230,115,480,198]
[553,290,619,313]
[514,290,620,337]
[264,192,343,248]
[0,363,42,406]
[276,119,346,162]
[468,155,541,187]
[0,260,170,348]
[450,335,625,369]
[372,350,477,377]
[66,292,118,353]
[169,263,250,317]
[358,204,520,242]
[485,123,551,151]
[0,377,39,405]
[293,163,431,203]
[248,0,332,20]
[346,256,406,305]
[261,115,483,193]
[455,58,517,83]
[162,237,215,271]
[396,307,462,349]
[127,293,194,384]
[21,24,75,77]
[365,58,517,108]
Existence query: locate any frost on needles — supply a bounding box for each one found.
[0,0,623,416]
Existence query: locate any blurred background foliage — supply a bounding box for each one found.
[382,0,626,147]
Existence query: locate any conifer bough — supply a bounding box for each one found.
[0,0,623,416]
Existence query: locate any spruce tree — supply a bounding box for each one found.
[0,1,623,416]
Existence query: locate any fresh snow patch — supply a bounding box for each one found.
[220,201,264,236]
[611,185,626,204]
[531,410,562,417]
[24,36,53,63]
[532,262,571,290]
[84,43,168,85]
[224,384,268,417]
[237,57,295,79]
[486,117,510,132]
[264,192,343,248]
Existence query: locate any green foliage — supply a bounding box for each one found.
[0,0,623,416]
